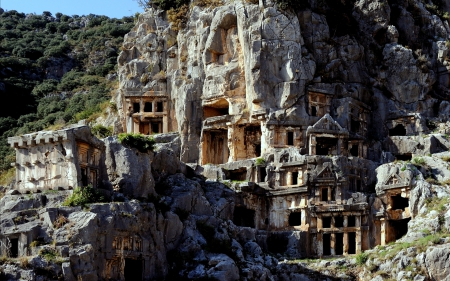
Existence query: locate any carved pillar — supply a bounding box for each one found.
[343,232,348,255]
[163,114,168,133]
[309,135,316,155]
[337,138,342,155]
[356,230,362,254]
[317,232,323,257]
[381,218,387,246]
[287,172,293,186]
[330,233,336,256]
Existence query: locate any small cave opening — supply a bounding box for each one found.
[267,233,288,254]
[335,216,344,228]
[144,102,152,112]
[287,132,294,145]
[350,145,359,157]
[124,258,143,281]
[233,206,255,228]
[348,232,356,254]
[389,124,406,136]
[288,212,302,226]
[323,233,331,256]
[373,28,387,45]
[322,217,332,228]
[347,216,356,227]
[133,103,140,113]
[389,218,410,240]
[395,154,412,161]
[335,233,344,255]
[10,238,18,258]
[203,106,229,118]
[391,194,409,210]
[316,137,338,155]
[228,168,247,182]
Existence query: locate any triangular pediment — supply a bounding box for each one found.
[384,174,403,186]
[317,165,335,179]
[307,114,349,136]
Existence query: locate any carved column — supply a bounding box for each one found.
[330,233,336,256]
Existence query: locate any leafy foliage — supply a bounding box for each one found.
[62,185,107,207]
[118,133,155,153]
[0,11,134,175]
[91,124,113,138]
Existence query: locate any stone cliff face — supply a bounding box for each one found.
[3,0,450,280]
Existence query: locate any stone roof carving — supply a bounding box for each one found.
[306,114,349,136]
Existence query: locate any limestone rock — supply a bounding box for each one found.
[104,136,155,198]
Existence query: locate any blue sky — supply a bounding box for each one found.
[0,0,143,18]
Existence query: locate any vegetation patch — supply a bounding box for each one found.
[118,133,155,153]
[91,124,113,139]
[62,185,106,207]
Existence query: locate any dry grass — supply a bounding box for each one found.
[0,168,15,186]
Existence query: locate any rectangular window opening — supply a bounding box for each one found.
[322,217,332,228]
[156,102,164,112]
[287,131,294,146]
[321,188,328,201]
[133,103,140,113]
[292,172,298,185]
[348,216,356,227]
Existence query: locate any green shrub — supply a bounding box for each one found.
[118,133,155,153]
[91,125,113,138]
[62,185,106,207]
[38,248,59,262]
[412,157,425,166]
[355,252,368,266]
[255,157,266,166]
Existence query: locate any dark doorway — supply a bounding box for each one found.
[335,233,344,255]
[233,207,255,228]
[156,102,164,112]
[350,145,359,157]
[124,258,143,281]
[287,132,294,145]
[347,216,356,227]
[321,188,328,201]
[351,119,361,134]
[10,238,18,258]
[389,218,410,240]
[391,194,409,210]
[335,216,344,228]
[81,168,88,186]
[229,168,247,181]
[267,233,288,254]
[311,106,317,116]
[389,124,406,136]
[144,102,152,112]
[133,103,140,113]
[151,123,160,134]
[292,172,298,185]
[316,137,338,155]
[254,143,261,157]
[289,212,302,226]
[322,217,331,228]
[357,180,361,192]
[348,232,356,254]
[259,167,267,183]
[323,233,331,256]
